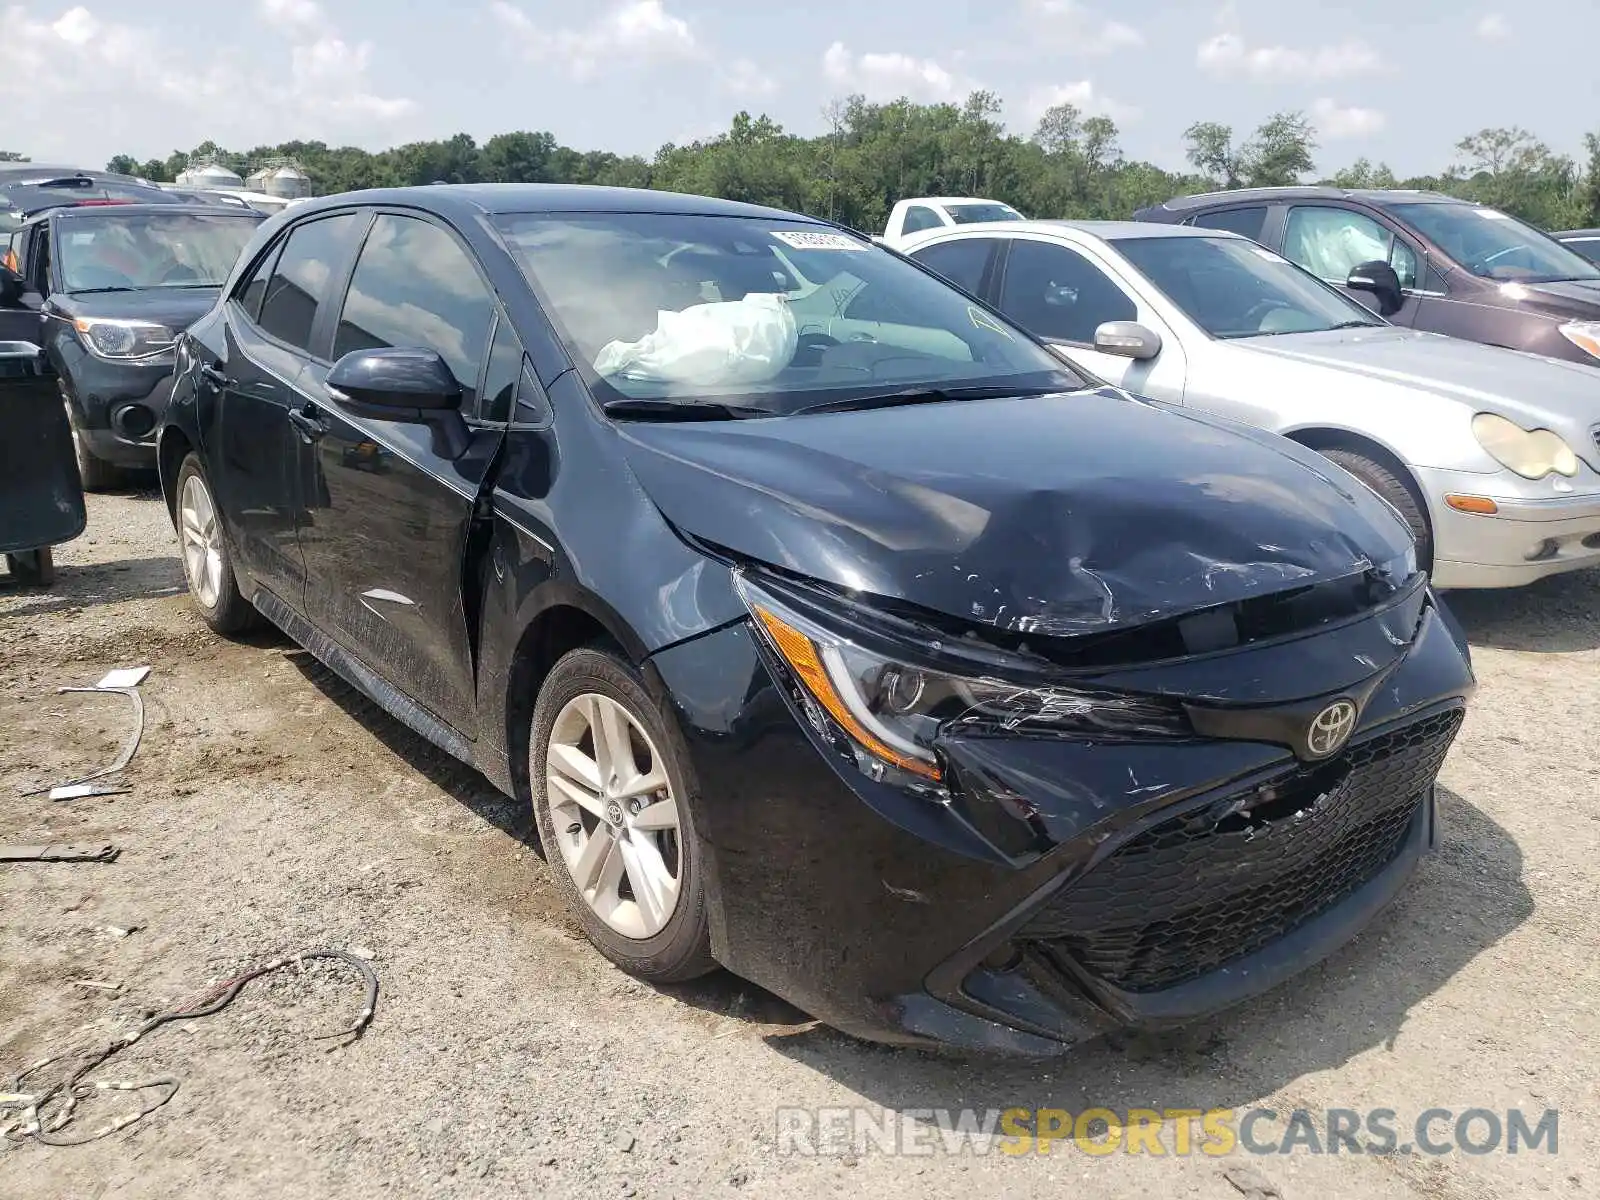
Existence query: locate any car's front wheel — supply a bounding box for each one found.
[1322,447,1434,574]
[174,452,257,634]
[69,415,124,492]
[530,646,716,983]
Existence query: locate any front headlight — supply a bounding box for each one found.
[1470,412,1580,479]
[73,317,177,361]
[1558,321,1600,361]
[735,572,1187,789]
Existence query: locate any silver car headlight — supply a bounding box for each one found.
[74,317,177,361]
[1471,412,1580,479]
[735,572,1187,789]
[1558,320,1600,362]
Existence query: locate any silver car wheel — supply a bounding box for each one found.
[545,692,683,939]
[179,473,223,609]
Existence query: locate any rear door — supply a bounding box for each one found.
[292,211,503,735]
[210,212,365,605]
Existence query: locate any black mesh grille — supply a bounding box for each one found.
[1020,707,1465,994]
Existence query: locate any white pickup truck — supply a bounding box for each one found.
[877,196,1025,248]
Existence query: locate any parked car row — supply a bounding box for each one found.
[132,182,1480,1056]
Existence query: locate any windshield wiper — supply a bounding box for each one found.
[601,397,773,421]
[1326,319,1384,330]
[69,285,138,294]
[794,383,1065,416]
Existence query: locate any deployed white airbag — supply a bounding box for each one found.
[594,293,797,386]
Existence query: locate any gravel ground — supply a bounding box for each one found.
[1,487,1596,1200]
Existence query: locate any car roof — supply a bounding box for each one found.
[3,185,186,219]
[286,183,818,224]
[1555,228,1600,238]
[0,166,143,185]
[1141,187,1463,215]
[902,218,1241,246]
[27,202,266,230]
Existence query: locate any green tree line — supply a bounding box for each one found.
[103,96,1600,234]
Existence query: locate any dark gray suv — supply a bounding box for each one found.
[1137,188,1600,368]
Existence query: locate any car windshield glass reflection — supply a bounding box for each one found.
[495,211,1081,414]
[946,203,1023,224]
[1112,235,1386,339]
[1391,202,1600,283]
[57,212,261,292]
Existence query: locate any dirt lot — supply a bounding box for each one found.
[1,487,1595,1200]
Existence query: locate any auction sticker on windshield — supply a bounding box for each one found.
[771,231,867,251]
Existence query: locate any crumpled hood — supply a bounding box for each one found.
[1236,326,1600,457]
[616,389,1412,636]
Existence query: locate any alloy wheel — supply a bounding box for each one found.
[545,692,683,939]
[179,473,224,609]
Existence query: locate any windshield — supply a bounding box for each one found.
[1113,234,1385,339]
[946,203,1023,225]
[1390,202,1600,283]
[495,211,1082,414]
[56,211,261,291]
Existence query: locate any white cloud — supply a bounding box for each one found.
[1475,13,1510,41]
[1311,97,1386,140]
[490,1,698,80]
[0,4,413,162]
[822,42,968,103]
[1025,80,1140,125]
[720,59,778,100]
[1197,32,1382,80]
[1023,1,1143,55]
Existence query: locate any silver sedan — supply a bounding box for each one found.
[902,220,1600,589]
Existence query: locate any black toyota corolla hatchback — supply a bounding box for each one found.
[158,184,1474,1054]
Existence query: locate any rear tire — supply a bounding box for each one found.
[174,452,257,635]
[530,646,717,984]
[1321,447,1433,574]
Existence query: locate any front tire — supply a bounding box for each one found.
[67,407,125,492]
[1322,447,1433,574]
[174,453,256,635]
[530,646,716,983]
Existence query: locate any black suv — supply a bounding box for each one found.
[157,184,1472,1053]
[0,201,263,487]
[1137,188,1600,367]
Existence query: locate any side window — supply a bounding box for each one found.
[236,241,282,322]
[998,240,1137,344]
[514,362,553,426]
[258,214,359,354]
[1189,206,1269,242]
[479,314,524,424]
[30,227,50,293]
[901,206,943,234]
[332,214,495,410]
[910,238,995,295]
[1284,207,1418,289]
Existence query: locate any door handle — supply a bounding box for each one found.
[199,363,232,388]
[287,406,326,441]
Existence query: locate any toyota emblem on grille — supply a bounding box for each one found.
[1306,699,1358,758]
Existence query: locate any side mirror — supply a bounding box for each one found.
[0,265,24,307]
[1093,320,1162,361]
[1346,260,1403,316]
[326,347,469,459]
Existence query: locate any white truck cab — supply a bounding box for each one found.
[879,197,1025,249]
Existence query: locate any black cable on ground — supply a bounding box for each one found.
[1,948,378,1148]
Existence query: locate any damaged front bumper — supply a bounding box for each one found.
[647,576,1474,1054]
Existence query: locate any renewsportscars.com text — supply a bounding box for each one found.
[774,1106,1560,1158]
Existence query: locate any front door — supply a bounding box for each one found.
[211,212,364,604]
[293,212,502,736]
[990,236,1188,400]
[1278,205,1426,327]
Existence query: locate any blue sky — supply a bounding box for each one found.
[4,0,1596,177]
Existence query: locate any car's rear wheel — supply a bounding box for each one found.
[1321,447,1433,574]
[530,646,716,983]
[174,453,256,634]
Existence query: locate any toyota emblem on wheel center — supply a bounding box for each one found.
[1307,699,1359,758]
